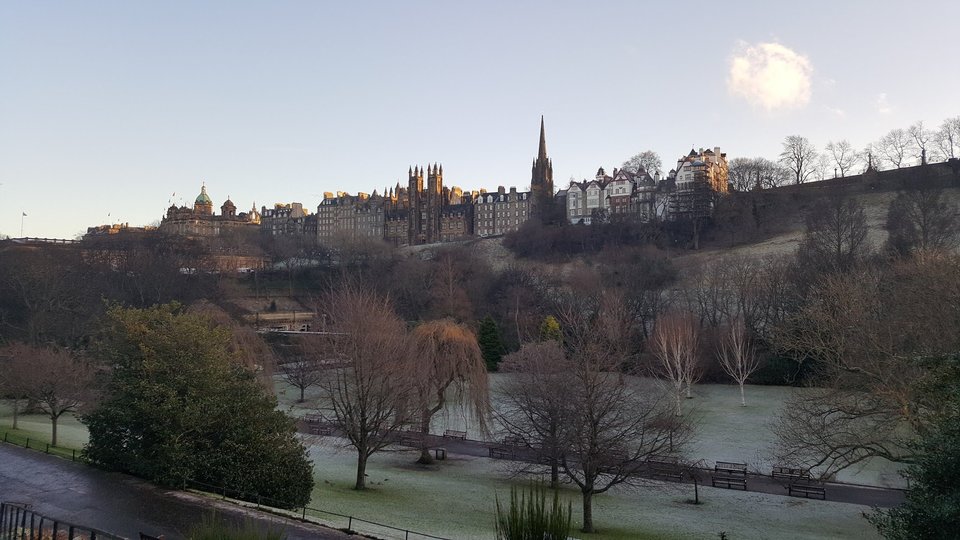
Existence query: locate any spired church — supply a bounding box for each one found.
[159,185,261,237]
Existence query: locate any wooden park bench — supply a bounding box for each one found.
[489,447,514,459]
[433,447,447,460]
[399,433,422,447]
[711,461,748,490]
[787,479,826,499]
[772,466,811,481]
[310,425,333,436]
[711,475,747,490]
[302,413,325,424]
[443,429,467,440]
[714,461,748,477]
[501,435,526,447]
[646,455,682,482]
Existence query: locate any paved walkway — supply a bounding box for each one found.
[302,423,907,509]
[0,443,351,540]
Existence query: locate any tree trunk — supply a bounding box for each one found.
[739,383,746,406]
[12,398,19,430]
[51,414,58,447]
[675,391,682,416]
[299,386,305,403]
[355,450,368,490]
[581,489,594,533]
[550,458,560,489]
[685,380,693,399]
[417,410,434,464]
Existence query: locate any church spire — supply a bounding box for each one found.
[538,115,547,160]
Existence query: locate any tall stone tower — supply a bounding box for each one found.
[531,116,555,221]
[407,166,424,245]
[426,164,443,244]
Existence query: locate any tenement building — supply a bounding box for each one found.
[159,184,260,237]
[260,202,315,237]
[665,147,729,221]
[564,166,658,224]
[474,186,531,236]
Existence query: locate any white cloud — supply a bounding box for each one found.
[825,105,846,118]
[876,93,893,114]
[728,42,813,111]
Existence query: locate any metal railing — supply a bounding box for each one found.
[0,502,123,540]
[0,434,453,540]
[184,478,452,540]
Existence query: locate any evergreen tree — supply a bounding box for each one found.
[83,304,314,509]
[539,315,562,343]
[868,355,960,539]
[478,316,506,371]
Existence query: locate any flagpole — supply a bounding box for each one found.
[20,212,24,237]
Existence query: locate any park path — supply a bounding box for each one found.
[0,443,351,540]
[301,423,907,509]
[439,435,906,507]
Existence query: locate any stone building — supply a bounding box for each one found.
[317,192,385,242]
[565,167,657,224]
[159,184,260,237]
[260,202,312,236]
[665,147,729,221]
[474,186,531,236]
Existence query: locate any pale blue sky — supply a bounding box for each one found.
[1,1,957,238]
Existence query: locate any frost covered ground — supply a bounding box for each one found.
[275,375,895,538]
[301,440,880,540]
[0,402,89,449]
[0,377,896,539]
[275,374,906,488]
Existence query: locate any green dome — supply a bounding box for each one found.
[195,185,212,205]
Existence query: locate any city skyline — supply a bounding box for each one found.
[1,1,958,238]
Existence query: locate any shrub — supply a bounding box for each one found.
[495,483,572,540]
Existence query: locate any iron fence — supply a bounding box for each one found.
[185,478,452,540]
[0,502,123,540]
[1,433,453,539]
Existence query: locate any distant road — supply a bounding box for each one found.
[0,443,350,539]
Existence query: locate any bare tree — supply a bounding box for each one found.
[497,340,571,488]
[315,286,412,490]
[798,196,870,274]
[552,294,685,533]
[409,319,489,463]
[774,255,960,476]
[728,157,788,191]
[649,311,700,415]
[875,128,912,169]
[564,357,679,533]
[825,140,862,178]
[0,347,28,430]
[279,356,323,403]
[908,121,938,164]
[621,150,663,177]
[717,318,760,406]
[935,116,960,159]
[2,343,93,446]
[779,135,820,184]
[885,188,960,256]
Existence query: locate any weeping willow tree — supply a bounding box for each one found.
[409,319,490,463]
